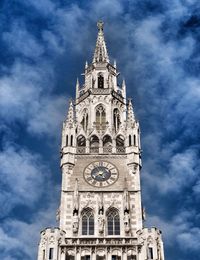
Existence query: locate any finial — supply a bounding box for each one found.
[76,78,79,99]
[114,59,116,68]
[97,20,104,32]
[85,61,88,69]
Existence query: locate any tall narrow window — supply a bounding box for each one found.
[96,105,106,130]
[107,208,120,235]
[71,135,73,146]
[147,247,153,259]
[82,208,94,235]
[129,135,132,146]
[98,74,104,88]
[43,250,45,260]
[133,135,136,146]
[66,135,68,146]
[49,248,53,260]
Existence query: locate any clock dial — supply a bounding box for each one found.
[84,161,118,187]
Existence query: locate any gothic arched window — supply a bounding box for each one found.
[82,208,94,235]
[96,105,106,130]
[66,135,68,146]
[77,135,86,147]
[107,208,120,235]
[113,108,120,132]
[103,135,112,147]
[129,135,132,146]
[116,135,125,147]
[71,135,73,146]
[98,74,104,88]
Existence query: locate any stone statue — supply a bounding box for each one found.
[124,212,130,233]
[98,210,105,234]
[72,212,79,233]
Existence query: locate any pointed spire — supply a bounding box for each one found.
[76,78,79,99]
[122,79,126,99]
[127,99,135,125]
[66,99,74,124]
[114,59,116,68]
[93,21,109,63]
[85,61,88,69]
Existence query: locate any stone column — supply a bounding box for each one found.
[60,247,66,260]
[76,247,81,260]
[113,138,116,153]
[107,248,111,260]
[122,249,127,260]
[86,139,90,153]
[99,139,103,154]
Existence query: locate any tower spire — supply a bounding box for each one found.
[127,99,135,125]
[93,21,109,63]
[76,78,79,99]
[66,100,74,124]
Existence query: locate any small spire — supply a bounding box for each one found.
[76,78,79,99]
[127,98,135,125]
[85,61,88,69]
[114,59,116,68]
[122,79,126,99]
[93,21,109,63]
[66,99,74,124]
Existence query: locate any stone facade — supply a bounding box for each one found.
[37,21,165,260]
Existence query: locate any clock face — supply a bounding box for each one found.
[84,161,118,187]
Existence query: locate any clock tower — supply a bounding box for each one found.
[37,21,165,260]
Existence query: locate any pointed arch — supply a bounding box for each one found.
[70,135,74,146]
[90,135,99,153]
[103,135,112,147]
[116,135,125,147]
[133,135,136,146]
[96,104,106,130]
[106,207,120,235]
[81,207,94,235]
[77,135,86,147]
[129,135,132,146]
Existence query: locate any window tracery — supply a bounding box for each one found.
[107,208,120,235]
[82,208,94,235]
[96,105,106,130]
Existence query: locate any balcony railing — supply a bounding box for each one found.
[77,147,86,154]
[103,147,112,154]
[76,146,125,154]
[91,88,111,95]
[116,146,125,154]
[90,147,99,154]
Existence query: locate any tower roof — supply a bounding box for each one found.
[93,21,109,63]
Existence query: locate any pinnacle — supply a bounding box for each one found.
[127,99,135,123]
[93,21,109,63]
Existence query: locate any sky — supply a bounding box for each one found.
[0,0,200,259]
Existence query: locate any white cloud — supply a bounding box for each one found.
[0,144,50,216]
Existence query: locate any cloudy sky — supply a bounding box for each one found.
[1,0,200,259]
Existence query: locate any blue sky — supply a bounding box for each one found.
[0,0,200,259]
